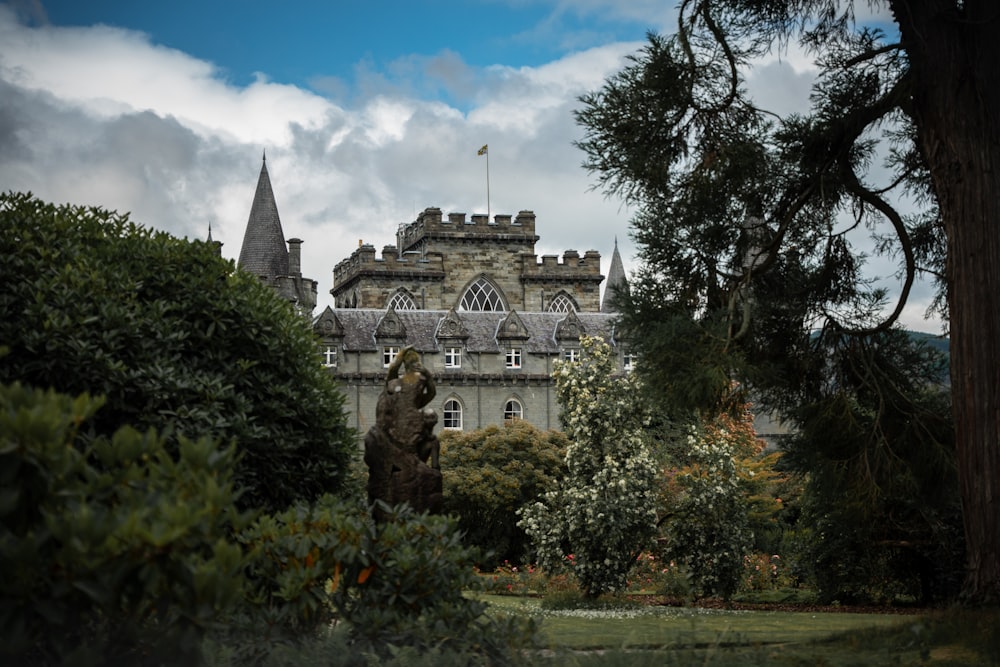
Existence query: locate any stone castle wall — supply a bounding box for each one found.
[335,347,563,436]
[332,207,604,312]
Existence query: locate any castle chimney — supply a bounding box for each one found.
[287,238,303,276]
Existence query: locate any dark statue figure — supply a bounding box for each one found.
[364,346,442,521]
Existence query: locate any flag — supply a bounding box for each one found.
[477,144,488,156]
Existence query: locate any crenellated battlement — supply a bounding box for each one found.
[396,207,538,251]
[333,242,445,287]
[521,249,603,281]
[331,205,608,312]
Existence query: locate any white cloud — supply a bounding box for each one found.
[0,7,332,145]
[0,4,940,332]
[0,6,643,314]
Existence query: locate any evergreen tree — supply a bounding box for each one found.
[574,2,990,602]
[0,192,356,513]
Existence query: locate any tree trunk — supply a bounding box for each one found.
[893,0,1000,605]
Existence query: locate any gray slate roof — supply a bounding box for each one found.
[318,308,618,354]
[237,155,289,279]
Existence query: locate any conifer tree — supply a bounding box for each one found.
[574,1,993,602]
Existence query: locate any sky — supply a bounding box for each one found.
[0,0,942,332]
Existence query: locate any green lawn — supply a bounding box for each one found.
[477,594,1000,666]
[480,594,909,649]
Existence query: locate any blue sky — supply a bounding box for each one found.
[0,0,938,330]
[31,1,660,105]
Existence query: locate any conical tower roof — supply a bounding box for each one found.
[238,153,289,279]
[601,237,628,313]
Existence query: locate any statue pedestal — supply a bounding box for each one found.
[364,425,443,521]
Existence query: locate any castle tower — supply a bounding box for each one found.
[331,207,605,312]
[238,153,318,313]
[601,237,627,313]
[238,152,289,279]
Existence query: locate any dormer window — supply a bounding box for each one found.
[623,352,638,373]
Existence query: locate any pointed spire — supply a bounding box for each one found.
[207,221,213,243]
[601,237,628,313]
[238,154,289,279]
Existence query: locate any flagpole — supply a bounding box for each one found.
[478,144,490,219]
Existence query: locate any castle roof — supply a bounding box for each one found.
[601,237,628,313]
[320,308,617,355]
[238,153,289,279]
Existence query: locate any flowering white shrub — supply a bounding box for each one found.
[665,423,755,599]
[518,336,658,597]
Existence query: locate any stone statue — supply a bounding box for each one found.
[364,346,442,521]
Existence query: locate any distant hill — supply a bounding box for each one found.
[908,330,949,356]
[906,330,950,385]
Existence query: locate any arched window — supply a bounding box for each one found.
[503,398,523,421]
[387,289,417,310]
[443,398,463,430]
[547,292,578,313]
[459,276,506,311]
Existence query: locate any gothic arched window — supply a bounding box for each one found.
[443,398,463,430]
[547,292,578,313]
[459,276,506,311]
[387,290,417,310]
[503,398,523,421]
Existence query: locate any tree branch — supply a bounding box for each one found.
[838,154,916,335]
[696,0,740,112]
[841,42,904,68]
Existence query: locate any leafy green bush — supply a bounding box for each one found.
[226,496,538,665]
[0,192,356,513]
[663,420,755,600]
[519,336,658,597]
[440,420,567,566]
[0,381,249,667]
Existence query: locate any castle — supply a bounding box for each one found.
[237,156,629,435]
[237,154,318,312]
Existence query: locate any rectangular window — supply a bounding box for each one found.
[323,346,338,368]
[445,346,462,368]
[505,347,522,369]
[383,346,400,368]
[623,352,638,373]
[562,348,580,363]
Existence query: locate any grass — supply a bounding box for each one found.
[477,594,1000,666]
[480,594,909,649]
